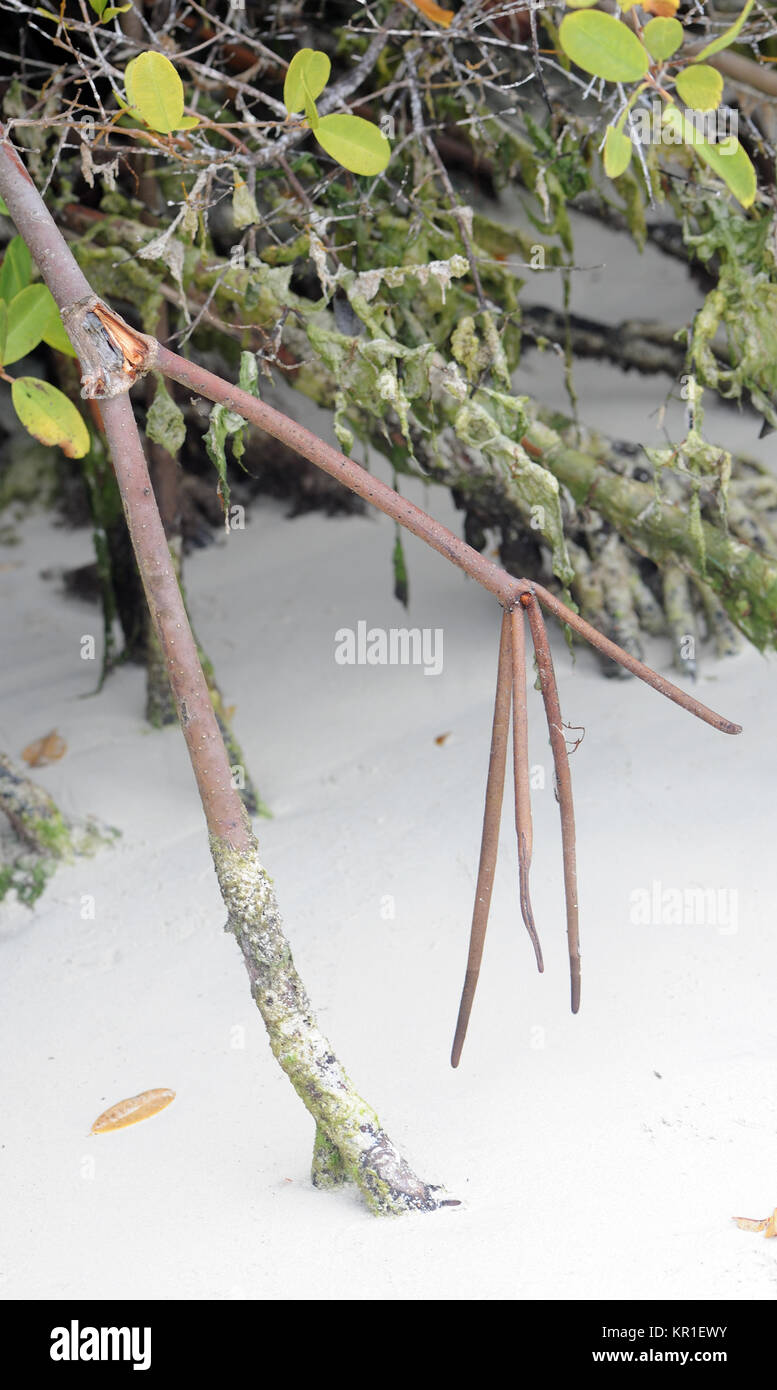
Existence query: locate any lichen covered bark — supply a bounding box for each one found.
[211,830,453,1215]
[0,751,115,905]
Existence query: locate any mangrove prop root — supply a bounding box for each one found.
[451,610,512,1069]
[522,592,582,1016]
[0,127,742,1099]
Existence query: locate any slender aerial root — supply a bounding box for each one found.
[451,610,512,1068]
[521,591,581,1014]
[511,604,543,973]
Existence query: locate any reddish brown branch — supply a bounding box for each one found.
[98,394,251,850]
[153,346,741,738]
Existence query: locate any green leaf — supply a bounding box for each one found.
[232,172,260,228]
[40,288,77,357]
[303,77,320,132]
[0,235,32,302]
[146,375,186,455]
[0,300,7,367]
[89,0,132,17]
[604,124,633,179]
[662,105,756,208]
[11,377,89,458]
[693,0,754,63]
[643,17,684,61]
[204,404,237,514]
[314,114,391,175]
[558,12,650,83]
[3,284,53,365]
[284,49,331,115]
[564,0,600,7]
[0,196,8,215]
[392,527,409,608]
[124,52,184,134]
[674,64,724,111]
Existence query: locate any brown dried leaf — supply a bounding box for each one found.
[21,730,67,767]
[90,1088,175,1134]
[732,1208,777,1236]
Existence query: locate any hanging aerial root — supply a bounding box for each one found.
[510,604,543,972]
[521,592,582,1015]
[451,610,512,1069]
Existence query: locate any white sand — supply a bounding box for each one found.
[1,217,775,1301]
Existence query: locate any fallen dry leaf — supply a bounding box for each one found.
[435,732,451,746]
[21,730,67,767]
[90,1088,175,1135]
[401,0,455,27]
[733,1207,777,1237]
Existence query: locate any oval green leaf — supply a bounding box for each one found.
[0,235,32,303]
[284,49,331,115]
[0,300,7,367]
[3,284,53,365]
[559,12,650,83]
[693,0,754,63]
[565,0,599,7]
[604,124,633,179]
[662,105,756,208]
[643,17,684,61]
[12,377,90,458]
[124,52,184,134]
[41,290,77,357]
[314,114,391,175]
[674,64,724,111]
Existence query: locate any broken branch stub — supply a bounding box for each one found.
[61,297,158,400]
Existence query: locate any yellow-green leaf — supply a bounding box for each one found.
[643,17,684,61]
[303,78,320,132]
[314,114,391,175]
[89,0,132,17]
[3,284,52,365]
[125,52,184,134]
[674,64,724,111]
[565,0,599,7]
[693,0,754,63]
[662,105,756,208]
[0,300,7,367]
[11,377,90,458]
[604,124,633,179]
[559,12,650,83]
[284,49,331,115]
[0,235,32,302]
[176,114,199,130]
